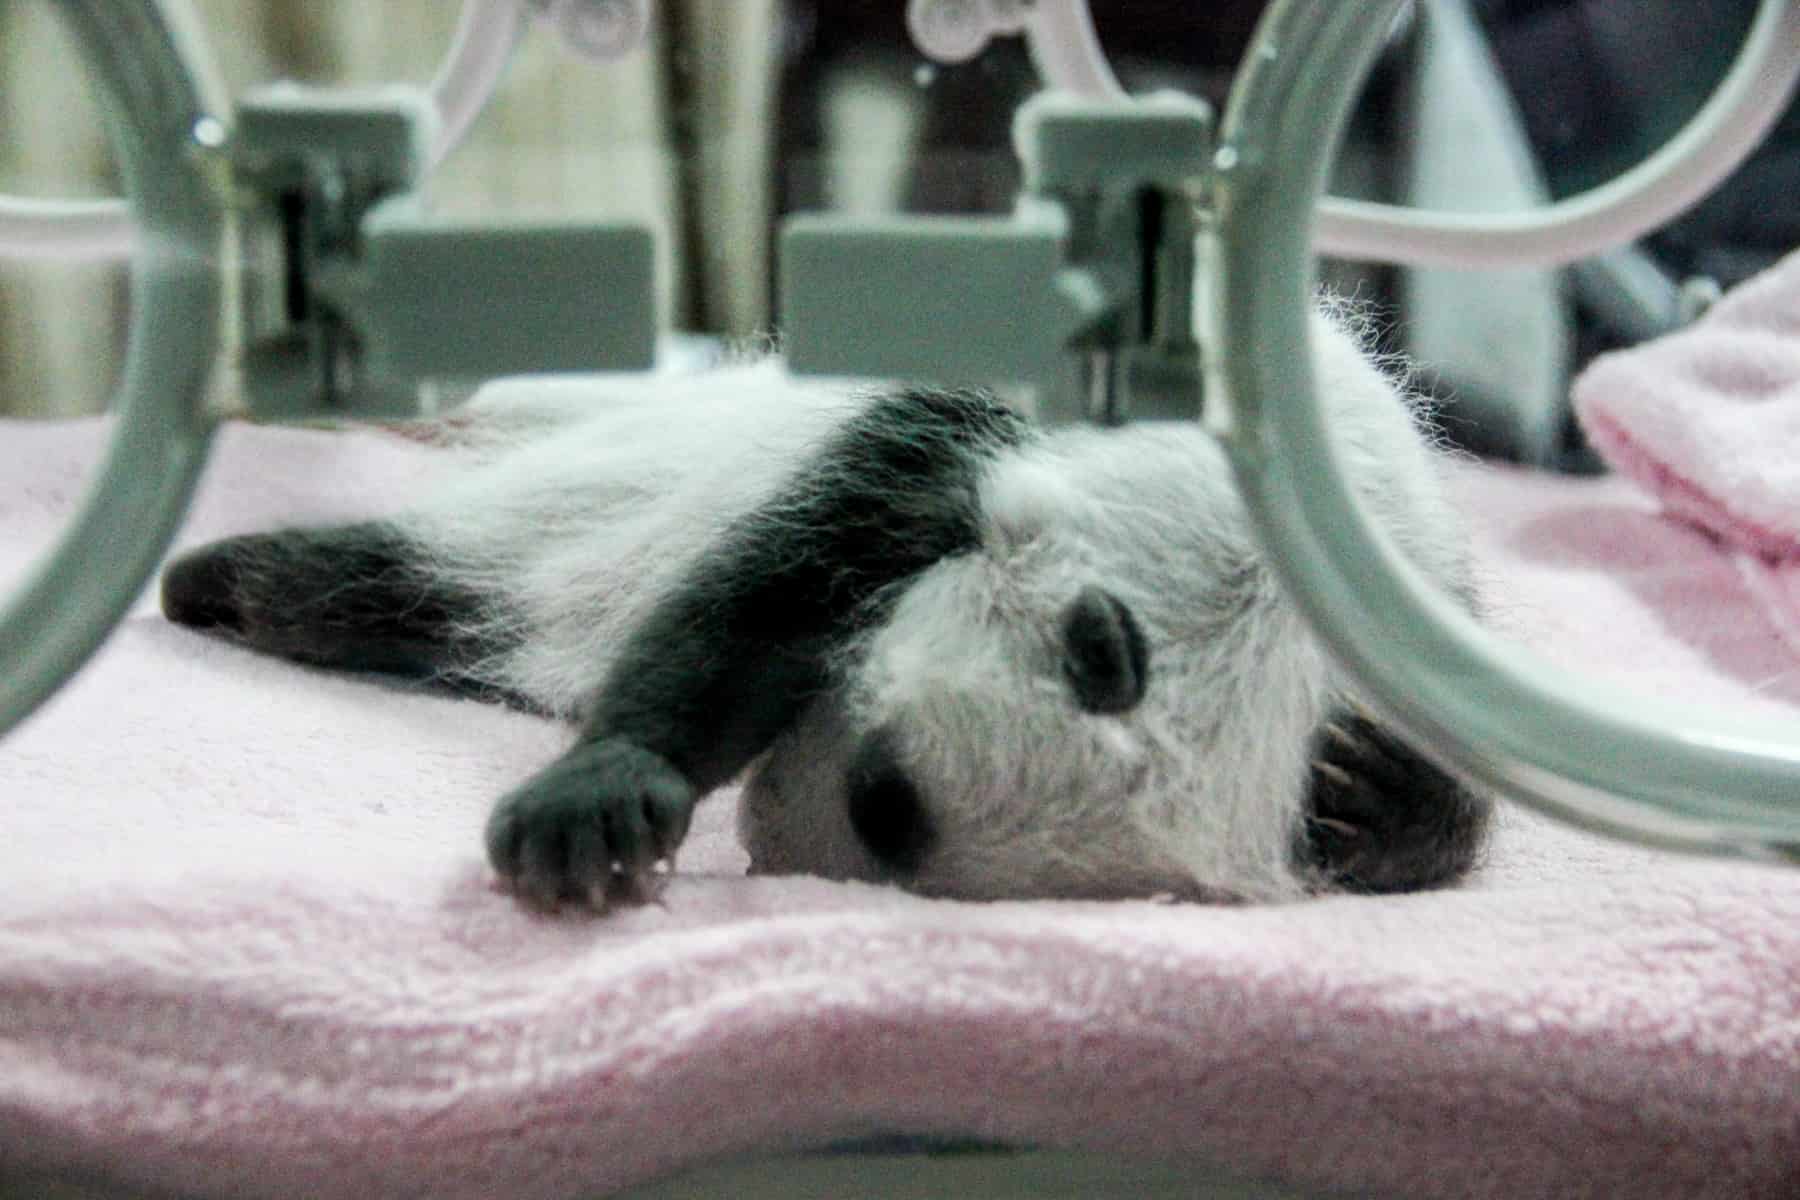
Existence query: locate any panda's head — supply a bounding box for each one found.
[740,317,1492,902]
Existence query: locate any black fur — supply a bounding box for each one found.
[846,726,937,875]
[484,388,1030,904]
[1300,709,1493,893]
[1060,586,1150,714]
[161,521,508,694]
[484,738,694,906]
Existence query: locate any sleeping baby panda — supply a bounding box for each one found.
[160,312,1492,908]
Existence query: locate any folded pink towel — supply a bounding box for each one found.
[1575,248,1800,655]
[3,417,1798,1200]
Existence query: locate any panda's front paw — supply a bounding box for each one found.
[484,738,696,909]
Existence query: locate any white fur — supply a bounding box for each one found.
[400,315,1469,903]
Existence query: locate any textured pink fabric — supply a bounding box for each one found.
[1574,248,1800,656]
[2,419,1798,1200]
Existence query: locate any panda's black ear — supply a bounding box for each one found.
[1060,586,1150,714]
[1301,709,1493,892]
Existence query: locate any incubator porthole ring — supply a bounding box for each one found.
[1025,0,1800,268]
[1211,0,1800,856]
[0,0,224,737]
[0,0,531,263]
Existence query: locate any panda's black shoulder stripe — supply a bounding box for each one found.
[768,387,1033,613]
[872,385,1033,454]
[576,387,1031,794]
[818,387,1032,501]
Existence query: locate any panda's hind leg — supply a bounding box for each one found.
[1301,709,1494,892]
[161,521,513,699]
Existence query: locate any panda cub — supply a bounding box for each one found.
[161,313,1491,908]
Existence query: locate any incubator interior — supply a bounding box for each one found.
[2,4,1798,1199]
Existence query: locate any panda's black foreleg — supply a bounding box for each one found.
[484,388,1030,907]
[161,521,515,701]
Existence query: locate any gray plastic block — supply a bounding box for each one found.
[234,83,433,192]
[781,210,1095,408]
[1015,91,1214,195]
[328,198,657,386]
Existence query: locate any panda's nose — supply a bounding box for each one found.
[846,727,936,875]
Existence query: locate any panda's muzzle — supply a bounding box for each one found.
[846,726,937,875]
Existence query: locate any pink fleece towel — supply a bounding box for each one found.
[1575,248,1800,656]
[2,416,1798,1200]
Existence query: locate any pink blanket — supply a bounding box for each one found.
[1576,248,1800,656]
[3,415,1798,1200]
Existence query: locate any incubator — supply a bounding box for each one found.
[5,7,1800,1199]
[3,0,1799,860]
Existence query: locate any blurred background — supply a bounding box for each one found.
[2,0,1796,468]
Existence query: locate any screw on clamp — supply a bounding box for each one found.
[533,0,652,63]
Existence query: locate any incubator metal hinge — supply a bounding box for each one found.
[229,85,655,418]
[780,91,1213,425]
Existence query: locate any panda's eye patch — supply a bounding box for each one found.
[1060,585,1150,714]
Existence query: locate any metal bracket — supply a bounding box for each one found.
[780,90,1212,425]
[231,83,655,419]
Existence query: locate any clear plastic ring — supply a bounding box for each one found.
[1209,0,1800,858]
[0,1,225,737]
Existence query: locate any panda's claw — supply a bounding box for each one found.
[484,737,696,909]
